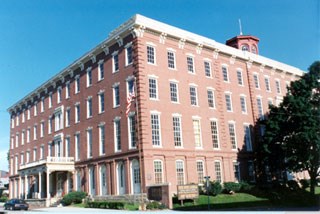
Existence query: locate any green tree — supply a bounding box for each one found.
[261,61,320,195]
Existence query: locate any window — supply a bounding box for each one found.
[20,153,24,165]
[237,70,243,85]
[40,145,44,159]
[167,51,176,69]
[98,62,104,81]
[34,103,37,116]
[66,108,70,127]
[27,108,30,120]
[15,134,19,148]
[149,78,158,99]
[27,129,30,143]
[113,85,120,107]
[154,160,163,184]
[225,93,233,112]
[33,125,37,140]
[112,52,119,72]
[170,82,179,103]
[173,116,182,147]
[187,56,195,73]
[228,123,237,149]
[21,131,25,145]
[99,124,105,155]
[196,161,204,184]
[242,45,249,51]
[87,68,92,87]
[11,118,14,129]
[40,122,44,138]
[240,96,247,114]
[75,133,80,161]
[268,98,273,107]
[244,125,252,151]
[189,86,198,106]
[257,97,264,119]
[233,162,240,182]
[41,98,45,112]
[222,66,229,82]
[65,138,70,157]
[253,74,260,89]
[49,92,53,108]
[176,160,185,185]
[87,97,93,118]
[275,80,281,94]
[26,151,30,163]
[193,119,202,148]
[151,113,161,146]
[48,118,52,134]
[114,118,121,152]
[75,104,80,123]
[22,111,25,123]
[66,81,70,99]
[128,115,136,148]
[55,109,63,131]
[33,148,37,162]
[147,46,155,64]
[264,77,271,92]
[207,89,215,108]
[11,137,14,149]
[57,87,62,103]
[87,129,93,158]
[204,61,212,77]
[125,44,133,65]
[210,120,220,149]
[248,161,255,182]
[75,75,80,94]
[98,92,105,113]
[214,161,222,183]
[16,114,19,126]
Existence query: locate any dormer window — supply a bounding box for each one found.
[241,45,249,51]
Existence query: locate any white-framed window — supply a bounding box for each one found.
[49,92,53,108]
[33,148,37,162]
[15,134,19,148]
[48,118,52,134]
[151,113,161,146]
[222,66,229,82]
[112,52,119,73]
[75,133,80,161]
[170,82,179,103]
[54,109,63,131]
[99,124,105,155]
[75,75,80,94]
[33,125,37,140]
[275,79,281,94]
[147,45,156,64]
[253,73,260,89]
[257,97,264,119]
[167,51,176,69]
[21,131,25,145]
[33,102,38,117]
[176,160,185,185]
[149,78,158,99]
[20,153,24,165]
[65,137,70,157]
[225,93,233,112]
[65,107,70,127]
[11,118,14,129]
[11,137,14,149]
[173,115,182,147]
[233,161,241,182]
[113,84,120,107]
[154,160,163,184]
[214,160,222,183]
[98,61,104,81]
[40,145,44,159]
[193,118,202,148]
[40,122,44,138]
[264,77,271,92]
[87,97,93,118]
[57,87,62,103]
[207,89,215,108]
[128,114,136,148]
[27,128,30,143]
[204,61,212,77]
[75,104,80,123]
[196,160,205,184]
[240,95,247,114]
[244,124,252,151]
[26,151,30,163]
[237,69,244,85]
[41,98,45,112]
[87,128,93,158]
[125,43,133,66]
[16,113,19,126]
[27,107,31,120]
[98,92,105,113]
[114,118,121,152]
[187,56,195,73]
[87,68,92,87]
[228,122,237,149]
[268,98,273,107]
[210,119,220,149]
[189,86,198,106]
[65,81,70,99]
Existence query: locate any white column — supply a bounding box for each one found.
[24,175,27,199]
[18,176,21,199]
[38,172,42,199]
[66,172,70,194]
[46,171,50,199]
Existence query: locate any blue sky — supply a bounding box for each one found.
[0,0,319,170]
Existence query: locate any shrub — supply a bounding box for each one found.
[208,181,222,196]
[61,191,87,206]
[223,182,241,193]
[239,181,254,192]
[287,180,300,190]
[146,201,165,210]
[299,179,310,189]
[87,201,125,209]
[0,196,8,202]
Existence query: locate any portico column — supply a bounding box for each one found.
[24,175,27,199]
[38,171,42,199]
[18,176,21,199]
[46,171,50,199]
[96,164,100,196]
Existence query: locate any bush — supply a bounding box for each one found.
[61,191,87,206]
[223,182,241,193]
[87,201,125,209]
[299,179,310,189]
[146,201,166,210]
[287,180,300,190]
[239,181,254,192]
[208,181,222,196]
[0,196,8,202]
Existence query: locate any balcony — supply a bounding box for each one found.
[19,156,75,172]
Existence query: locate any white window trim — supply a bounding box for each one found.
[150,112,162,147]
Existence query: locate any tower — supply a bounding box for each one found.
[226,35,260,55]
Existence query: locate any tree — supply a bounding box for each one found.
[261,61,320,195]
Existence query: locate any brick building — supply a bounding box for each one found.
[7,14,304,207]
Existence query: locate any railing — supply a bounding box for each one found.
[19,156,74,170]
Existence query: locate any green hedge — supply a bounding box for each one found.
[87,201,125,209]
[223,182,241,193]
[208,181,222,196]
[61,191,87,206]
[0,196,8,202]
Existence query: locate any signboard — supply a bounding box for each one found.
[177,184,199,200]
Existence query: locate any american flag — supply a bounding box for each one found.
[126,86,135,117]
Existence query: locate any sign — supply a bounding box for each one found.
[177,184,199,200]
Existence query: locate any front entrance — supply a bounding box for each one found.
[117,162,125,195]
[56,173,63,197]
[131,159,141,194]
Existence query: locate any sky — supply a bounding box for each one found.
[0,0,319,171]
